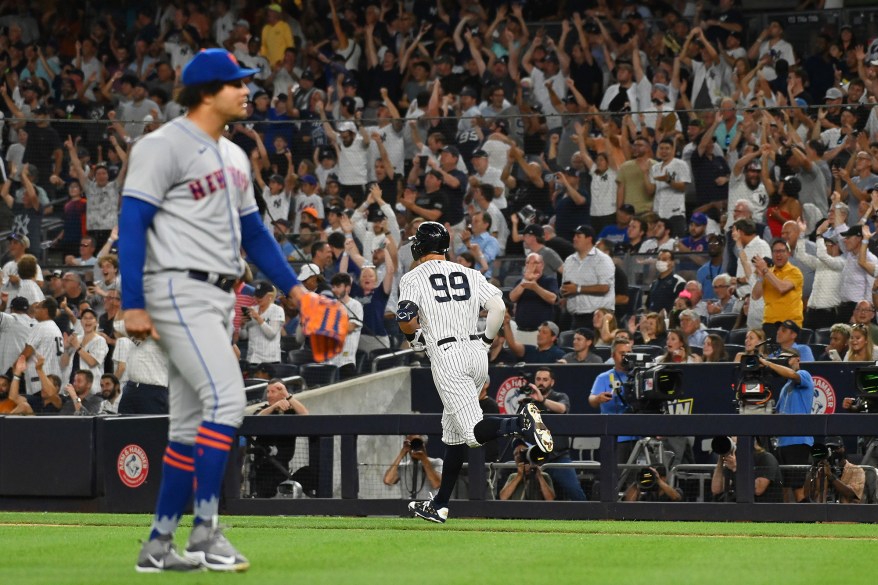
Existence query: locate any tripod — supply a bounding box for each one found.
[615,437,674,493]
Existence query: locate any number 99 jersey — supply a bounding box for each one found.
[398,258,502,357]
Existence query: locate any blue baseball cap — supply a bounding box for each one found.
[182,49,260,87]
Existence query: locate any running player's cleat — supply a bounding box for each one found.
[135,536,202,573]
[184,522,250,572]
[519,402,554,452]
[408,499,449,523]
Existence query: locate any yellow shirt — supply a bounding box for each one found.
[762,261,803,326]
[260,21,294,67]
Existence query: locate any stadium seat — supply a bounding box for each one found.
[631,345,664,359]
[798,328,814,344]
[809,344,826,359]
[591,346,611,362]
[299,363,339,388]
[727,328,748,345]
[724,344,745,357]
[707,313,738,331]
[815,328,832,345]
[703,328,728,341]
[558,330,576,348]
[288,349,315,365]
[266,363,299,379]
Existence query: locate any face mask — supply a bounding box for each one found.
[655,261,669,273]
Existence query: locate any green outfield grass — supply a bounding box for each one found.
[1,512,875,585]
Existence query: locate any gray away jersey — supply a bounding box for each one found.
[122,117,259,277]
[399,260,501,351]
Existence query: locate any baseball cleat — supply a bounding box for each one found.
[135,536,202,573]
[184,522,250,572]
[519,402,554,453]
[408,499,449,523]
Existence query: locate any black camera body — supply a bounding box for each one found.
[409,438,425,452]
[810,443,842,478]
[518,370,535,395]
[617,353,683,414]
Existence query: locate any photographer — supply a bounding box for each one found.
[521,367,586,500]
[759,350,815,502]
[710,436,783,503]
[499,441,556,501]
[805,437,865,504]
[842,393,878,467]
[623,466,681,502]
[589,339,640,463]
[383,435,443,500]
[243,379,309,498]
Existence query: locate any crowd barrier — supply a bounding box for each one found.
[0,361,875,520]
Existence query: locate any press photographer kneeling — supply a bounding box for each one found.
[804,437,864,504]
[710,436,783,503]
[243,379,309,498]
[623,466,681,502]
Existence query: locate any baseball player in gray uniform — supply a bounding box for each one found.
[119,49,330,573]
[396,222,553,523]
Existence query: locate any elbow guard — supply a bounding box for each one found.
[396,300,419,323]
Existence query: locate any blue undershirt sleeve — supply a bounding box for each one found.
[240,212,300,295]
[118,197,159,310]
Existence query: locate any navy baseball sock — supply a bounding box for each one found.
[192,422,236,527]
[432,443,467,509]
[474,417,520,444]
[149,441,195,541]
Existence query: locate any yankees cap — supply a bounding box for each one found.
[181,48,259,87]
[254,281,275,297]
[10,296,29,311]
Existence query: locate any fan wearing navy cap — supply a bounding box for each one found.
[560,225,616,330]
[255,168,292,231]
[677,212,710,252]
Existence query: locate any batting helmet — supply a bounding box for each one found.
[410,221,450,261]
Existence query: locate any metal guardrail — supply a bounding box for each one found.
[371,349,415,373]
[229,413,878,521]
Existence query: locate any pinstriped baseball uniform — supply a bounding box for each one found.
[241,303,285,363]
[122,116,256,442]
[399,259,501,446]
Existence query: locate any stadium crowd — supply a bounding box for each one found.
[0,0,877,428]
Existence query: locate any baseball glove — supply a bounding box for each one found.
[299,291,349,362]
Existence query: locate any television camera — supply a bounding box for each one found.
[851,365,878,412]
[733,340,789,414]
[615,353,683,414]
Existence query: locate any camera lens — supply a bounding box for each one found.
[409,438,424,452]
